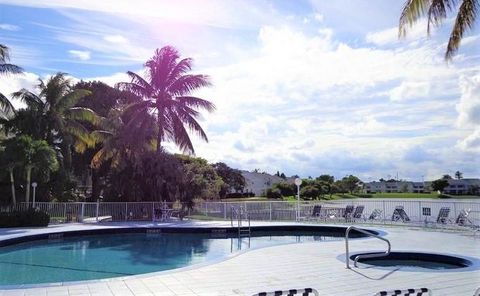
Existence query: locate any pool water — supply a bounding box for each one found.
[0,231,342,285]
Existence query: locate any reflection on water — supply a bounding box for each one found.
[0,231,343,285]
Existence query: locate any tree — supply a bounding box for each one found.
[212,162,245,197]
[300,185,321,200]
[399,0,479,60]
[3,135,58,203]
[117,46,215,154]
[455,170,463,179]
[12,73,94,172]
[341,175,361,194]
[442,174,453,179]
[431,179,449,193]
[0,44,23,115]
[0,147,17,205]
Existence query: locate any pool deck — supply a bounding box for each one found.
[0,221,479,296]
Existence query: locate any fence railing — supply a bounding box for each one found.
[2,199,479,228]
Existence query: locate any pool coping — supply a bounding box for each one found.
[0,223,382,290]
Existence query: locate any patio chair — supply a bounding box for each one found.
[436,207,451,224]
[369,209,383,221]
[352,205,365,221]
[307,205,322,221]
[343,205,355,220]
[373,288,431,296]
[392,206,410,222]
[252,288,319,296]
[456,209,471,226]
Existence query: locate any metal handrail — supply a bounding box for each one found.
[345,225,391,269]
[231,206,251,235]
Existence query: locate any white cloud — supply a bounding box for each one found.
[456,74,480,128]
[103,35,128,44]
[68,50,91,61]
[390,81,430,102]
[314,13,324,22]
[0,72,39,109]
[458,128,480,152]
[0,23,20,31]
[366,20,429,46]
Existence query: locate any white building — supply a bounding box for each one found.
[240,171,294,196]
[364,178,480,195]
[364,181,426,193]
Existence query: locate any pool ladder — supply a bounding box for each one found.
[231,206,251,237]
[345,225,391,269]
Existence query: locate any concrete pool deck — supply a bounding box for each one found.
[0,221,479,296]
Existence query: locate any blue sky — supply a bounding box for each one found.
[0,0,479,181]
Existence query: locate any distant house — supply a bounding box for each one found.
[240,171,294,196]
[364,181,425,193]
[440,179,480,195]
[364,178,480,195]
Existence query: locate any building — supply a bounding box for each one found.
[441,178,480,195]
[364,181,425,193]
[364,178,480,195]
[240,171,294,196]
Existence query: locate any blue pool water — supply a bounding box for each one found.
[0,231,343,285]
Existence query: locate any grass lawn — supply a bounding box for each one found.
[222,192,480,202]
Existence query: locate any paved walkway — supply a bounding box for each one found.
[0,221,479,296]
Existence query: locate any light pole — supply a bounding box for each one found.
[31,182,37,208]
[294,178,302,221]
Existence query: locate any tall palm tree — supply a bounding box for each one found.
[117,46,215,154]
[0,44,23,115]
[12,73,95,170]
[399,0,479,60]
[3,135,58,203]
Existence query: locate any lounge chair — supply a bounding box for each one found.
[311,205,322,219]
[474,287,480,296]
[352,205,365,221]
[456,209,471,226]
[392,206,410,222]
[373,288,431,296]
[436,207,451,224]
[343,205,355,220]
[369,209,382,221]
[252,288,319,296]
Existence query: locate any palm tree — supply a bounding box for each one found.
[12,73,95,170]
[399,0,479,60]
[117,46,215,154]
[0,44,23,115]
[3,135,58,203]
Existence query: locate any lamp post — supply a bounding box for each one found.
[31,182,37,208]
[294,178,302,221]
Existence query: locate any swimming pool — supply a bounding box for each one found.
[0,226,371,286]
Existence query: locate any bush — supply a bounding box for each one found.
[0,208,50,228]
[352,193,373,198]
[266,188,283,199]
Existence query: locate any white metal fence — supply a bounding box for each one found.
[2,199,479,228]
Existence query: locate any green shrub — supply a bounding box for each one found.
[266,188,283,199]
[352,193,373,198]
[0,208,50,228]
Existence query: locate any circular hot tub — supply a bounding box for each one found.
[350,252,472,270]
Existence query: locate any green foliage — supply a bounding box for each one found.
[212,162,245,197]
[0,209,50,227]
[266,187,282,199]
[272,182,296,196]
[431,179,450,192]
[300,185,321,200]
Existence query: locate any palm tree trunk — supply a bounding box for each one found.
[25,166,32,204]
[9,167,16,205]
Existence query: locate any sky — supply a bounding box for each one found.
[0,0,479,181]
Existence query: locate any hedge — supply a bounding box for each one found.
[0,208,50,228]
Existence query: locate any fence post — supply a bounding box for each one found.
[64,203,67,222]
[205,202,208,217]
[151,202,154,222]
[269,202,272,221]
[80,202,85,222]
[125,203,128,221]
[418,201,422,224]
[96,200,99,222]
[383,200,386,224]
[224,202,227,220]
